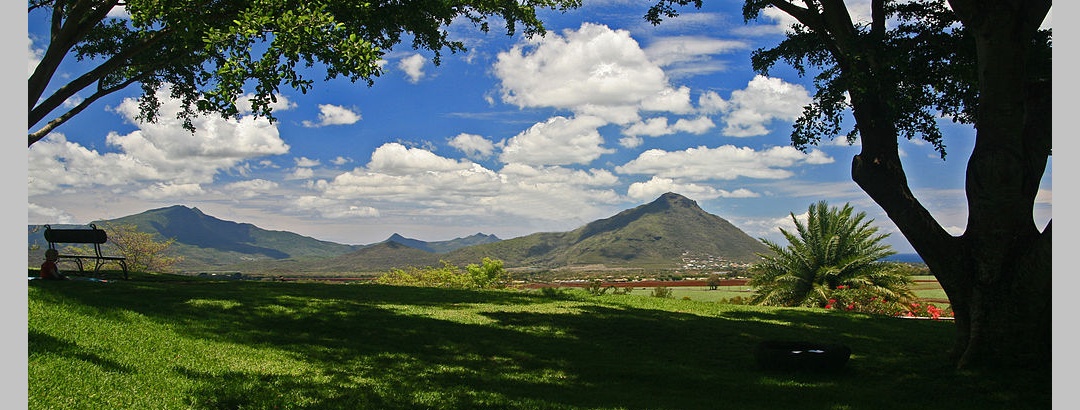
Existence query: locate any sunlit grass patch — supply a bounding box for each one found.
[29,278,1048,410]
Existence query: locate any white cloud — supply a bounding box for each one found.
[28,36,42,77]
[721,75,812,137]
[619,136,644,149]
[644,36,747,67]
[622,117,673,138]
[367,142,474,175]
[697,90,730,114]
[289,167,315,180]
[235,93,297,114]
[448,133,497,160]
[640,86,694,114]
[133,182,205,200]
[672,116,716,134]
[621,115,715,138]
[398,53,427,83]
[28,133,163,196]
[28,203,77,225]
[498,116,614,166]
[500,163,618,186]
[27,87,291,199]
[222,179,280,199]
[616,144,834,181]
[107,88,291,169]
[494,23,672,114]
[626,176,760,201]
[289,196,381,219]
[309,143,624,227]
[302,104,361,127]
[643,36,748,78]
[732,6,806,36]
[295,157,321,167]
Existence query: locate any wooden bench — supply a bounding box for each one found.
[43,224,128,279]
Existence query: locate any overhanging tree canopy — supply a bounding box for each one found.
[28,0,582,146]
[647,0,1050,371]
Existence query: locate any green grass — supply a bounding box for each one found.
[620,282,947,307]
[29,272,1049,409]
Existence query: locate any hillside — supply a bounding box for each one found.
[434,192,770,269]
[385,232,502,253]
[29,193,772,274]
[29,205,361,271]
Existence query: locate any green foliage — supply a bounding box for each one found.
[466,257,510,289]
[744,0,979,158]
[29,0,584,144]
[375,258,508,290]
[584,279,612,295]
[102,222,183,273]
[650,286,673,298]
[720,295,749,305]
[748,201,915,308]
[823,285,908,316]
[706,273,722,290]
[584,280,634,296]
[538,286,570,299]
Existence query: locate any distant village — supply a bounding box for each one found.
[675,251,756,277]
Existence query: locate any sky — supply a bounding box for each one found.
[22,1,1055,255]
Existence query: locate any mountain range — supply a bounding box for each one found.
[28,192,773,274]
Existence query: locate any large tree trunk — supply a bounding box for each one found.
[852,0,1051,371]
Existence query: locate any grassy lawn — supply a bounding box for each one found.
[28,272,1049,409]
[630,276,951,311]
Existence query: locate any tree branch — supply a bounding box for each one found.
[29,0,120,111]
[29,70,148,146]
[30,28,171,130]
[766,1,823,32]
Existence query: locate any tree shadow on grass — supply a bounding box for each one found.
[30,280,1050,410]
[29,329,137,375]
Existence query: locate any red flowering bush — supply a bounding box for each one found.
[817,286,953,319]
[819,286,910,316]
[903,302,952,320]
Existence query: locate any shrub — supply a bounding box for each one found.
[611,286,633,295]
[902,302,953,320]
[375,259,509,289]
[539,287,569,299]
[822,285,929,317]
[466,257,509,289]
[719,296,749,305]
[100,223,183,273]
[585,279,611,295]
[651,286,673,298]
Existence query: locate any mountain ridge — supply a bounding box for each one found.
[385,232,501,253]
[349,192,772,271]
[29,192,772,273]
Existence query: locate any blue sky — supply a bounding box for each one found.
[24,1,1054,255]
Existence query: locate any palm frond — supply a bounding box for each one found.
[748,200,909,308]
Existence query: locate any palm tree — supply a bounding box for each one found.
[748,201,916,308]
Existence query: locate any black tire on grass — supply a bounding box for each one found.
[754,340,851,372]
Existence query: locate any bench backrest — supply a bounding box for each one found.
[44,224,108,246]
